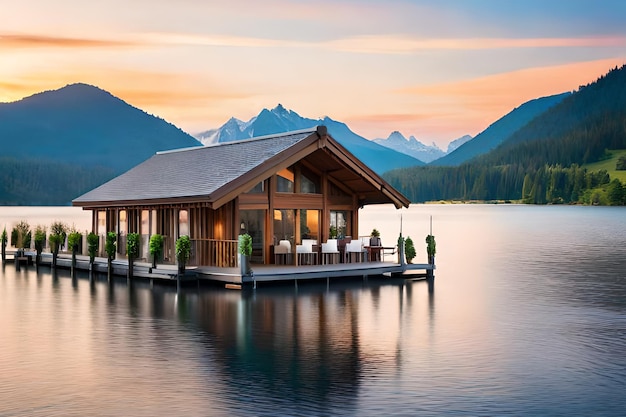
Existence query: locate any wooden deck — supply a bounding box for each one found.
[3,250,434,287]
[196,261,434,285]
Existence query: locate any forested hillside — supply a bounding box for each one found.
[431,92,569,166]
[0,157,116,205]
[384,65,626,205]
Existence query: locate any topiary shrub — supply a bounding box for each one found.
[12,220,31,250]
[49,221,67,269]
[404,236,416,264]
[126,232,140,279]
[67,229,82,272]
[34,226,47,265]
[149,234,164,269]
[87,232,99,265]
[105,232,117,277]
[175,235,191,275]
[238,233,252,256]
[426,234,436,264]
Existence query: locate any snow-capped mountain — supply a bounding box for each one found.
[197,105,473,166]
[446,134,473,153]
[194,105,425,174]
[374,131,446,163]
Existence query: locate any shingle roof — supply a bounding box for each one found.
[73,128,316,205]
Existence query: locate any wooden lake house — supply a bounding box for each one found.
[73,126,411,276]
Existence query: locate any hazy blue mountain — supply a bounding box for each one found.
[374,131,446,163]
[430,92,571,166]
[196,105,424,173]
[447,134,473,153]
[0,83,202,205]
[0,83,202,172]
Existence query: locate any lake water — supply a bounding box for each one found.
[1,205,625,416]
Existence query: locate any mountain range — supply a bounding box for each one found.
[2,64,623,205]
[196,105,472,165]
[195,104,424,173]
[373,132,472,163]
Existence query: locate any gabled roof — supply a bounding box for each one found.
[73,126,410,209]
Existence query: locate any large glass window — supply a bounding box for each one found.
[141,210,149,235]
[151,210,157,235]
[97,211,106,235]
[179,210,189,237]
[273,209,295,244]
[118,210,127,235]
[277,168,294,193]
[330,210,348,238]
[300,173,319,194]
[300,209,319,241]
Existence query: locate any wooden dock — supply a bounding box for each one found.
[3,250,434,287]
[196,261,434,286]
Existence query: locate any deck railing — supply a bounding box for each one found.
[91,235,238,268]
[189,238,239,268]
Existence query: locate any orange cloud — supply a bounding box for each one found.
[344,59,626,143]
[399,58,626,119]
[0,33,137,49]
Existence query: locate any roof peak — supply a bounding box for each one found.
[157,126,321,156]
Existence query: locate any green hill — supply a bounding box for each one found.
[584,149,626,182]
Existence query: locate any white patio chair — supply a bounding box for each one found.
[321,239,339,264]
[344,240,365,263]
[274,240,292,264]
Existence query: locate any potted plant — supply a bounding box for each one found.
[149,233,164,269]
[175,235,191,275]
[238,233,253,276]
[405,236,416,264]
[126,232,140,279]
[12,220,31,257]
[105,232,117,278]
[34,225,47,267]
[87,232,99,268]
[1,227,8,263]
[370,228,381,246]
[67,229,82,273]
[397,234,405,265]
[426,234,436,264]
[329,225,338,239]
[49,221,67,269]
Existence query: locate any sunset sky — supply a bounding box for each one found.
[2,0,625,147]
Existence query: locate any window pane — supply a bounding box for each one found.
[118,210,127,235]
[300,173,320,194]
[141,210,149,235]
[179,210,189,237]
[273,209,294,244]
[277,168,294,193]
[97,211,106,235]
[300,209,319,242]
[245,181,264,193]
[330,210,347,238]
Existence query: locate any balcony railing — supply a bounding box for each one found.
[92,235,238,268]
[189,238,239,268]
